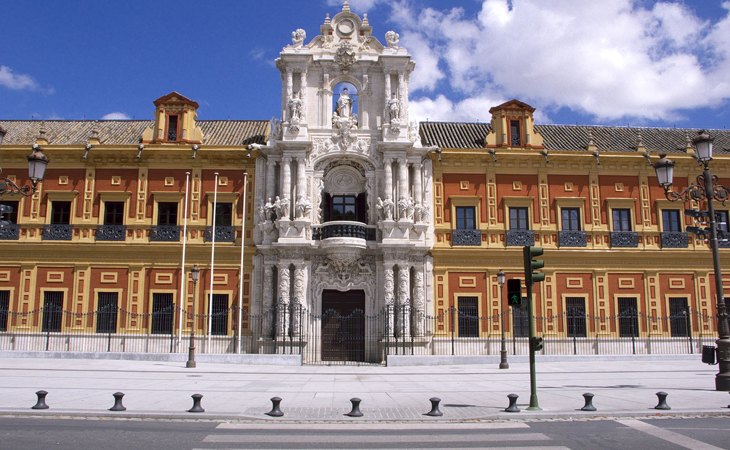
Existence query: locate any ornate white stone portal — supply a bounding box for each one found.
[251,2,434,362]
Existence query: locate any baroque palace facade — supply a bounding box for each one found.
[1,2,729,362]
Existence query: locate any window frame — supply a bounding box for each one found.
[617,297,639,337]
[150,292,174,335]
[455,206,476,230]
[565,297,587,337]
[661,208,682,232]
[456,296,480,338]
[509,206,530,231]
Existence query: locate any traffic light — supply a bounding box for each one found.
[523,245,545,284]
[506,279,522,307]
[530,336,544,351]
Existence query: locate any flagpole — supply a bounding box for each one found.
[178,171,191,350]
[237,171,248,354]
[207,172,219,349]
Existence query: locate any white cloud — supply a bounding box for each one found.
[101,112,131,120]
[0,65,40,91]
[387,0,730,123]
[325,0,385,12]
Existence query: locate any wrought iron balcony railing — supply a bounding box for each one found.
[506,230,535,247]
[95,225,126,241]
[451,229,481,246]
[0,223,19,240]
[313,221,376,241]
[149,225,181,242]
[610,231,639,248]
[204,226,235,242]
[660,231,689,249]
[558,230,587,248]
[42,224,72,241]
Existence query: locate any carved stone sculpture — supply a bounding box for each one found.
[291,28,306,48]
[385,31,399,49]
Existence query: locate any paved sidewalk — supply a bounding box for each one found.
[0,356,728,422]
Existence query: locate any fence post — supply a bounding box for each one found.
[450,306,455,356]
[686,310,693,354]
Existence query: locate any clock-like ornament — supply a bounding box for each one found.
[337,19,354,37]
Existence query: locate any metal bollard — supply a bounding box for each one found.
[505,393,520,413]
[31,390,49,410]
[188,393,205,413]
[581,393,596,411]
[266,397,284,417]
[654,392,671,410]
[425,397,443,417]
[109,392,127,412]
[346,397,363,417]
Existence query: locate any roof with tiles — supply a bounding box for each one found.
[0,120,269,147]
[419,122,730,155]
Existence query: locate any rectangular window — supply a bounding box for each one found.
[51,201,72,225]
[662,209,681,232]
[42,291,64,332]
[0,291,9,332]
[104,201,125,226]
[669,297,690,337]
[211,294,229,336]
[612,208,632,232]
[512,302,530,338]
[510,120,521,146]
[151,293,174,334]
[96,292,118,334]
[0,200,19,223]
[457,297,479,338]
[455,206,476,230]
[565,297,587,337]
[213,203,233,227]
[561,208,581,231]
[509,207,529,230]
[331,195,357,221]
[157,202,178,226]
[618,297,639,337]
[716,211,729,233]
[166,115,179,141]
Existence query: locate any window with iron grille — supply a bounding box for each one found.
[565,297,587,337]
[561,208,581,231]
[211,294,229,336]
[612,208,632,232]
[662,209,681,232]
[512,301,529,337]
[42,291,64,332]
[0,201,19,223]
[51,201,71,225]
[509,207,529,230]
[510,120,522,146]
[157,202,178,226]
[331,195,357,221]
[213,203,233,227]
[96,292,118,334]
[618,297,639,337]
[151,293,174,334]
[716,210,729,233]
[0,290,9,332]
[104,202,125,225]
[166,114,179,141]
[669,297,690,337]
[456,206,476,230]
[457,297,479,338]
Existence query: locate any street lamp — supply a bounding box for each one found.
[186,265,201,369]
[497,269,508,369]
[652,130,730,391]
[0,144,49,197]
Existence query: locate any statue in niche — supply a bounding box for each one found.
[275,196,290,220]
[413,203,423,223]
[387,93,400,122]
[376,197,385,221]
[264,197,276,221]
[258,200,268,222]
[382,197,395,220]
[385,31,400,49]
[291,29,306,48]
[287,91,303,122]
[336,88,353,118]
[295,196,312,219]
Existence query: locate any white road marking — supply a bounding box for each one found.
[216,421,530,430]
[617,419,724,450]
[203,432,550,444]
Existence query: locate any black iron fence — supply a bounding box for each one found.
[0,304,719,364]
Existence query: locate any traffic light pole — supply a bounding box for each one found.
[525,278,540,410]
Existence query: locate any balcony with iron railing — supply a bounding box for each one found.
[149,225,181,242]
[0,223,19,240]
[313,221,376,243]
[451,229,481,246]
[42,224,73,241]
[204,226,235,243]
[95,225,127,242]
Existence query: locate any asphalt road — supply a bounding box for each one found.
[0,416,727,449]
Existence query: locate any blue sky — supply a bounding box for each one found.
[1,0,730,129]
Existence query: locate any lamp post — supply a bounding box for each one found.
[0,144,49,197]
[497,269,508,369]
[653,130,730,391]
[186,265,200,369]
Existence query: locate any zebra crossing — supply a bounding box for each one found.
[193,422,570,449]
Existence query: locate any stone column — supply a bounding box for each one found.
[384,72,392,119]
[291,263,307,337]
[296,157,307,218]
[262,263,275,335]
[397,264,411,337]
[397,158,409,220]
[413,161,422,207]
[266,159,276,207]
[280,156,292,220]
[300,71,307,121]
[277,263,291,338]
[412,268,425,335]
[286,69,293,101]
[401,71,409,121]
[384,158,393,201]
[384,263,395,337]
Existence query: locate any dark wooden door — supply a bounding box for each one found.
[321,290,365,362]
